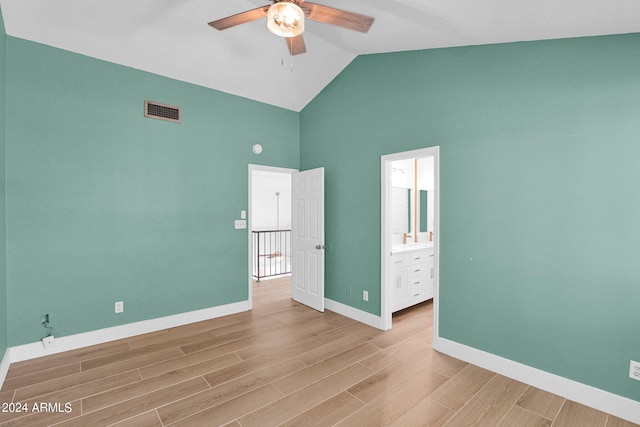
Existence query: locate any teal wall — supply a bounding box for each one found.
[0,5,7,356]
[2,13,638,404]
[300,34,640,401]
[4,38,299,346]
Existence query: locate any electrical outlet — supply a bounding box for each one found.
[42,335,55,349]
[115,301,124,314]
[630,360,640,381]
[363,290,369,302]
[234,220,247,229]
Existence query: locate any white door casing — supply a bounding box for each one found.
[247,164,297,306]
[381,147,439,340]
[292,167,325,312]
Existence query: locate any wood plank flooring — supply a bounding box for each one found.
[0,276,637,426]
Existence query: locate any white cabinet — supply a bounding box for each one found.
[391,252,410,311]
[391,247,433,312]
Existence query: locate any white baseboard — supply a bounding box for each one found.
[2,300,251,375]
[0,348,10,389]
[325,298,384,330]
[435,337,640,425]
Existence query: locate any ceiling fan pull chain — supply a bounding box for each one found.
[290,37,294,71]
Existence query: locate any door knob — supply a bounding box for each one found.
[315,244,325,250]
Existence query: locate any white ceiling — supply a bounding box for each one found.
[2,0,639,111]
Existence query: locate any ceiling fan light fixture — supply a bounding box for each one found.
[267,1,305,38]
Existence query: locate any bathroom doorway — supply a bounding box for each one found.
[381,147,439,342]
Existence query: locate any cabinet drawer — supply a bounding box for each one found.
[391,252,410,268]
[409,250,433,265]
[409,266,429,279]
[409,276,428,297]
[409,273,428,286]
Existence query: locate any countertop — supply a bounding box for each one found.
[392,242,434,253]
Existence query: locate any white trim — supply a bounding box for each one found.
[380,158,392,331]
[0,348,10,388]
[381,146,440,336]
[247,164,297,306]
[436,337,640,425]
[324,298,384,330]
[4,300,250,365]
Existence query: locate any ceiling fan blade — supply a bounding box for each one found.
[208,6,269,30]
[286,35,307,55]
[303,2,374,33]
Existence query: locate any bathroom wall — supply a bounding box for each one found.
[417,157,434,192]
[391,158,414,189]
[417,156,434,237]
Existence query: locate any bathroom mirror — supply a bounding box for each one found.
[392,155,436,244]
[420,190,428,233]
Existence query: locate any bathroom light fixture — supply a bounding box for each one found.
[267,1,305,38]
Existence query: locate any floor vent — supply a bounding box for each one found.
[144,100,181,123]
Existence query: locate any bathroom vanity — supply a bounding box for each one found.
[391,243,434,312]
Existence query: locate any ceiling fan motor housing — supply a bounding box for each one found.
[267,0,305,38]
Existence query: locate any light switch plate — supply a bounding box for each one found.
[235,220,247,229]
[240,210,246,219]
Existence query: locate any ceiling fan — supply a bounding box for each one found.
[208,0,374,55]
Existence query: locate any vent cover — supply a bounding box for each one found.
[144,100,181,123]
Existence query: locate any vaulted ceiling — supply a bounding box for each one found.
[2,0,639,111]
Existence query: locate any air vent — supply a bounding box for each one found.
[144,100,181,123]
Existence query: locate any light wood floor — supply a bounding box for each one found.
[0,277,637,427]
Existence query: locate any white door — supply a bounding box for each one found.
[292,167,325,312]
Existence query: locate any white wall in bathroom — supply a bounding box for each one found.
[392,158,414,188]
[418,156,434,191]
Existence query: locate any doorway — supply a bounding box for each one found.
[381,147,439,342]
[248,164,296,307]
